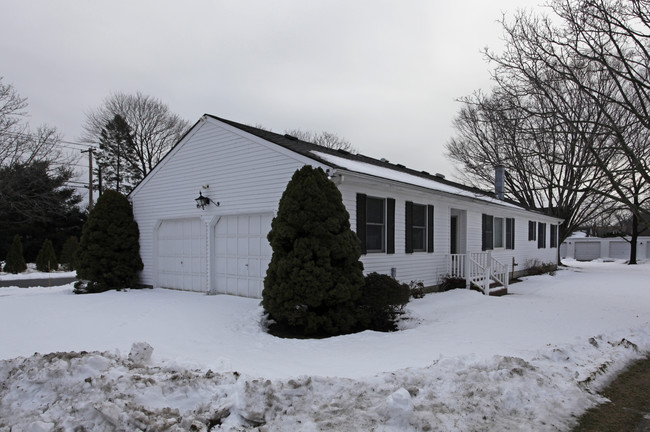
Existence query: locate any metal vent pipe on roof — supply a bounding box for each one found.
[495,164,505,200]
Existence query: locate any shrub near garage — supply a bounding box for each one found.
[74,190,143,293]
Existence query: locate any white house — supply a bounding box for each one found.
[129,115,562,297]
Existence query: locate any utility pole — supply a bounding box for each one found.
[81,148,94,211]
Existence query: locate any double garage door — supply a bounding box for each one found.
[156,214,272,297]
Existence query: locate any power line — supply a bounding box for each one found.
[0,131,98,148]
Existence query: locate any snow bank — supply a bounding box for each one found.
[0,334,643,431]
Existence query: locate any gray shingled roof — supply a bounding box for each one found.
[206,114,527,207]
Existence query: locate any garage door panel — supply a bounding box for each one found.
[249,216,261,235]
[575,241,600,261]
[157,218,207,292]
[249,238,260,255]
[609,241,629,259]
[239,238,249,255]
[214,213,272,298]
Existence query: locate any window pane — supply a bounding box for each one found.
[412,227,425,251]
[366,225,384,251]
[366,198,384,224]
[494,217,504,248]
[412,204,426,227]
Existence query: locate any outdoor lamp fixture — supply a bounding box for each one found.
[195,191,219,209]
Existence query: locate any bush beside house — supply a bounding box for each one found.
[359,273,411,332]
[262,166,366,337]
[74,190,143,293]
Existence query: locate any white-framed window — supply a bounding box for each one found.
[494,217,504,248]
[366,197,385,252]
[411,204,426,252]
[356,194,395,255]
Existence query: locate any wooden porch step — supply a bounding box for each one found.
[489,286,508,296]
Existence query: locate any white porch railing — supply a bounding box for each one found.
[447,251,509,295]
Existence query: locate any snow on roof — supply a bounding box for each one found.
[311,151,524,209]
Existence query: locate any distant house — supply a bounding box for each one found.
[129,115,562,297]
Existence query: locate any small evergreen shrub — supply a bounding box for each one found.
[263,166,365,337]
[74,190,143,293]
[358,272,411,332]
[4,234,27,274]
[35,238,58,272]
[59,236,79,271]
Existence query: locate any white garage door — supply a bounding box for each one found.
[574,241,601,261]
[157,218,207,292]
[214,214,273,298]
[609,241,630,259]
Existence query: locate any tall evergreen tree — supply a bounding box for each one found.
[74,190,143,293]
[4,234,26,274]
[96,114,139,194]
[262,166,365,336]
[35,238,58,272]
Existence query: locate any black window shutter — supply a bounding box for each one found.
[487,215,494,250]
[482,214,486,251]
[482,214,493,251]
[356,194,367,254]
[405,201,413,253]
[427,204,434,253]
[387,198,395,254]
[506,218,515,250]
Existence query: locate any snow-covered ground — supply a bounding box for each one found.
[0,263,75,280]
[1,259,648,431]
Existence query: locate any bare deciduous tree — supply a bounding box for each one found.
[81,92,190,183]
[448,0,650,263]
[0,77,63,168]
[284,129,356,153]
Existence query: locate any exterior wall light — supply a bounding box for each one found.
[195,191,219,209]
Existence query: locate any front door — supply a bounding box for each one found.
[450,215,458,254]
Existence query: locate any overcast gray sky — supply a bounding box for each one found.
[1,0,545,180]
